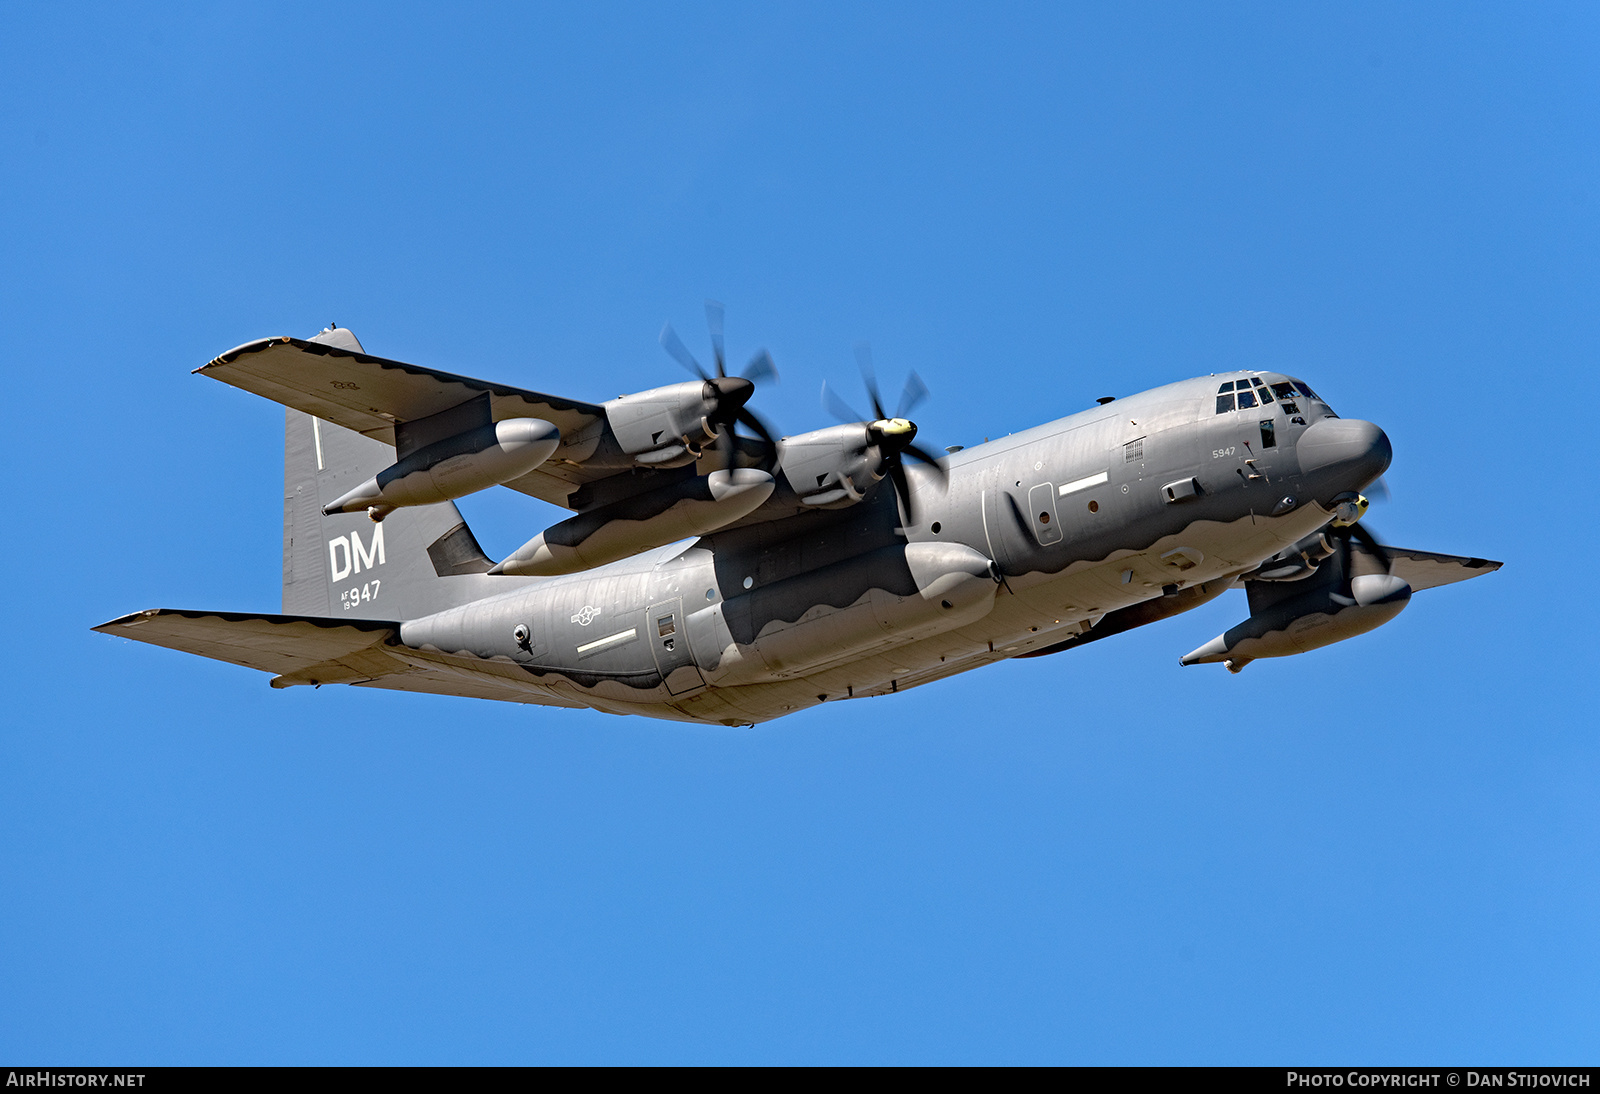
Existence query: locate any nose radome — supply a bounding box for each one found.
[1296,418,1391,489]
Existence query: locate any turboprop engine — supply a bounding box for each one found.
[776,416,945,521]
[609,301,782,469]
[604,375,774,468]
[776,423,884,507]
[784,359,949,522]
[323,417,561,521]
[604,380,727,466]
[1180,520,1411,673]
[490,467,776,576]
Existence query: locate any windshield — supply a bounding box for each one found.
[1215,375,1331,417]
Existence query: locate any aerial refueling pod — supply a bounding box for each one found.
[1180,530,1412,672]
[490,468,776,576]
[322,418,561,520]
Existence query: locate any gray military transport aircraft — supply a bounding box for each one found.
[97,310,1499,726]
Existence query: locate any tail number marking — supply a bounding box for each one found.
[340,580,381,611]
[328,525,386,582]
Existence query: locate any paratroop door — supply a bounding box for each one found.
[648,597,705,695]
[1026,482,1063,545]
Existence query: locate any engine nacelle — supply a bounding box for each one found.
[490,468,775,576]
[775,423,884,508]
[604,381,722,466]
[1180,571,1412,672]
[322,418,560,519]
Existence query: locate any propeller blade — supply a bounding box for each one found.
[901,441,950,485]
[735,406,778,451]
[822,380,865,424]
[705,300,727,377]
[1347,521,1393,571]
[886,457,916,525]
[660,323,708,380]
[896,371,930,418]
[1366,476,1392,504]
[714,419,735,469]
[742,349,779,385]
[732,403,777,467]
[855,342,886,421]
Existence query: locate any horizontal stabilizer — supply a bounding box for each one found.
[1384,547,1501,592]
[197,336,605,449]
[94,609,586,708]
[94,609,400,678]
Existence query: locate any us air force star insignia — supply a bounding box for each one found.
[570,606,602,626]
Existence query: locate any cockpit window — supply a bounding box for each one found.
[1295,381,1319,400]
[1217,376,1302,414]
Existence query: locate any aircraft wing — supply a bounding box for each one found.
[196,336,612,508]
[94,609,584,708]
[1383,547,1502,591]
[94,609,400,677]
[362,647,588,707]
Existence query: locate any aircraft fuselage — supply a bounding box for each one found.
[399,370,1390,725]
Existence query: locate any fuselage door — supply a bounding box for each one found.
[648,597,705,695]
[1026,482,1063,545]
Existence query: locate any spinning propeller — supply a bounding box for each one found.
[822,343,948,524]
[1329,488,1392,572]
[660,301,781,468]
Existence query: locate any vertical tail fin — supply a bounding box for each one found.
[282,408,503,621]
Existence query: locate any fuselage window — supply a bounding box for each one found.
[1260,420,1276,448]
[1237,388,1258,408]
[1216,393,1235,413]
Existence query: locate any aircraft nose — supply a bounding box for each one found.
[1295,417,1391,490]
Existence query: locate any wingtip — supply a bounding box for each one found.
[92,608,164,633]
[195,335,293,373]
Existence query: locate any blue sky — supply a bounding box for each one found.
[2,2,1595,1064]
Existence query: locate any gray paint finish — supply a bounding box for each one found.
[100,333,1502,726]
